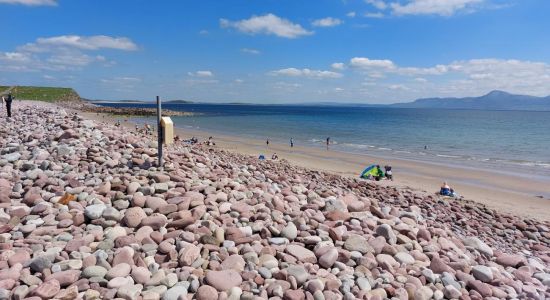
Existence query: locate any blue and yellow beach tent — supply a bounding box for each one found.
[360,165,378,178]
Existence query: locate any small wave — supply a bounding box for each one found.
[341,143,369,149]
[378,147,392,151]
[516,161,550,168]
[436,154,462,158]
[394,150,411,154]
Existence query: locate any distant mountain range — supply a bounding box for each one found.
[89,90,550,111]
[390,90,550,111]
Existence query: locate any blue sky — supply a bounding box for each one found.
[1,0,550,103]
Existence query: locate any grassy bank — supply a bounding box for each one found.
[0,86,80,102]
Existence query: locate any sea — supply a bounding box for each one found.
[97,102,550,180]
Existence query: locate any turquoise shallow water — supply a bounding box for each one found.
[99,103,550,179]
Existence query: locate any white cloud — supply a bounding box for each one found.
[312,17,342,27]
[366,0,388,9]
[234,79,244,83]
[389,84,409,90]
[188,70,214,77]
[273,82,302,91]
[0,51,31,63]
[368,72,386,79]
[117,77,141,82]
[349,56,550,97]
[220,14,313,39]
[346,11,357,18]
[350,57,396,70]
[47,53,101,66]
[397,65,449,75]
[1,35,137,72]
[390,0,484,16]
[270,68,343,79]
[22,35,138,51]
[350,57,449,76]
[331,62,345,70]
[241,48,261,55]
[365,12,385,18]
[0,0,56,6]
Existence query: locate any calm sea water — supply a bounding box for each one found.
[99,103,550,178]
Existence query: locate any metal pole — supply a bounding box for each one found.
[157,96,163,167]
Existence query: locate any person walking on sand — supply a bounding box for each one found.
[5,93,13,118]
[266,139,269,148]
[290,138,294,148]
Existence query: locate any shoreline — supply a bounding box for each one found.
[80,110,550,222]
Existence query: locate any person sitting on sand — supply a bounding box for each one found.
[271,153,278,160]
[439,182,456,196]
[384,165,393,181]
[259,154,265,160]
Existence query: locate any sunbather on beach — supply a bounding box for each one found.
[440,182,457,197]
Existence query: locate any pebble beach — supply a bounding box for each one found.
[0,101,549,299]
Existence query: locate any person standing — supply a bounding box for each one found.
[290,138,294,148]
[326,137,330,150]
[266,139,269,148]
[5,93,13,118]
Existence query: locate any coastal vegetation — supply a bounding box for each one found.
[0,86,79,102]
[0,85,190,116]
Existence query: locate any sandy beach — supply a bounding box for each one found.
[84,111,550,222]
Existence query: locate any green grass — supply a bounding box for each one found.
[1,86,80,102]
